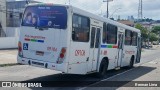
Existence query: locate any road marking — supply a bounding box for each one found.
[78,57,160,90]
[77,67,136,90]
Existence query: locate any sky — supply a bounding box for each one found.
[31,0,160,20]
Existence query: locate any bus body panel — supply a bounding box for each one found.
[99,48,118,70]
[17,56,68,72]
[17,5,70,73]
[19,27,68,63]
[122,46,137,66]
[68,42,89,74]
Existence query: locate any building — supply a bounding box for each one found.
[152,20,160,26]
[0,0,7,37]
[7,0,41,27]
[118,20,135,27]
[127,15,135,22]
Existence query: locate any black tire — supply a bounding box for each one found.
[128,57,134,68]
[97,59,108,78]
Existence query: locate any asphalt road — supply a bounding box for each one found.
[0,48,160,90]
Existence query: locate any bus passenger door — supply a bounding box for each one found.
[87,27,101,72]
[117,32,124,67]
[136,36,141,63]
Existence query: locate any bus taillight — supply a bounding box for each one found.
[18,41,22,51]
[18,41,23,57]
[57,47,66,64]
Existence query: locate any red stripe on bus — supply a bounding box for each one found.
[25,38,30,41]
[113,45,118,48]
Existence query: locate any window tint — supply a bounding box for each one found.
[72,14,90,42]
[90,27,96,48]
[106,24,117,44]
[95,28,100,48]
[125,30,132,45]
[103,23,107,43]
[132,32,138,46]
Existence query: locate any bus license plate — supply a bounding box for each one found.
[36,51,44,56]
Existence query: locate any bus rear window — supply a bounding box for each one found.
[22,6,67,29]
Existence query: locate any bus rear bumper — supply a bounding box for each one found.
[17,57,68,73]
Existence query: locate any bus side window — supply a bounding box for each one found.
[106,24,117,44]
[90,27,96,48]
[132,32,138,46]
[103,23,107,43]
[95,28,100,48]
[125,30,132,45]
[72,14,90,42]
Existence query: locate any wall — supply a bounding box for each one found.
[0,0,6,33]
[6,27,20,37]
[0,27,19,49]
[0,37,18,49]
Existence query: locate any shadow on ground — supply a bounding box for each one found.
[22,66,156,90]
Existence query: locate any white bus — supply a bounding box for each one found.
[17,3,141,77]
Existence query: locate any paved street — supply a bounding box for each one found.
[0,49,17,65]
[0,47,160,90]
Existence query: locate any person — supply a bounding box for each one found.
[32,15,38,26]
[24,12,32,25]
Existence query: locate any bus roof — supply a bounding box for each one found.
[26,3,140,33]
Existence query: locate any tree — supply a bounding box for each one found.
[149,32,158,42]
[152,26,160,42]
[135,23,148,41]
[152,26,160,33]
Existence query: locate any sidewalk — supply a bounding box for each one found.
[0,49,17,65]
[141,45,160,56]
[110,58,160,90]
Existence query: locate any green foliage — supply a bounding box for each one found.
[152,26,160,42]
[135,24,160,42]
[152,26,160,33]
[141,18,153,22]
[135,23,148,41]
[149,33,159,41]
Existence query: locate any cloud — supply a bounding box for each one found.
[36,0,160,20]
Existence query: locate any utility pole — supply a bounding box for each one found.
[103,0,113,18]
[138,0,142,21]
[107,1,109,18]
[69,0,70,5]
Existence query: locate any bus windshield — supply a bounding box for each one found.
[22,5,67,29]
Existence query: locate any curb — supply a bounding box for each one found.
[0,63,23,67]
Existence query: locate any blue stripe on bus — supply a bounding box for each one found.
[37,40,44,43]
[101,45,107,48]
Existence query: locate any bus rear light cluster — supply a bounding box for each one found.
[57,47,66,64]
[18,41,23,57]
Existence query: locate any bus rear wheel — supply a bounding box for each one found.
[97,59,108,78]
[128,57,134,68]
